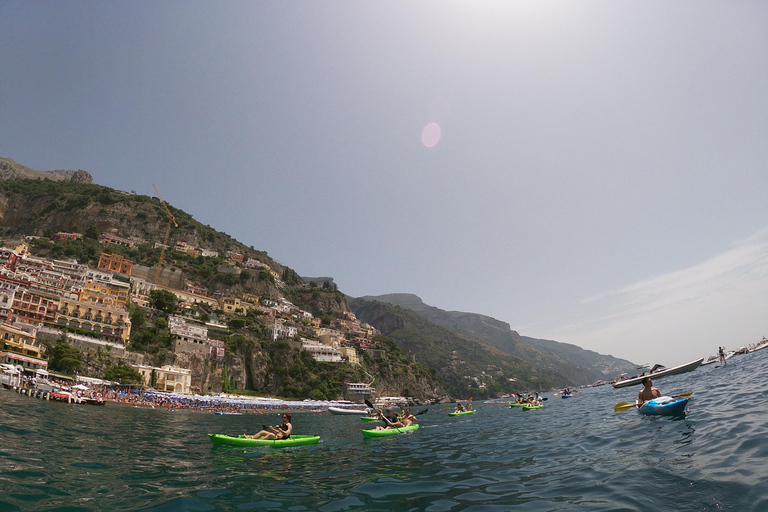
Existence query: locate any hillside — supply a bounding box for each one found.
[360,293,637,385]
[0,157,93,183]
[348,297,568,397]
[0,158,633,400]
[0,162,448,401]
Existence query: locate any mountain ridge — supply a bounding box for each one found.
[359,293,637,385]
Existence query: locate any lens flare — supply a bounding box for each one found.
[421,122,441,148]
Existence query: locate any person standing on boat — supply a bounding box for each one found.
[637,377,661,405]
[718,346,727,365]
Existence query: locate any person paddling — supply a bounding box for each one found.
[374,408,403,430]
[246,413,292,440]
[637,377,662,405]
[400,408,418,426]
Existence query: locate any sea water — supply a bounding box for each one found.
[1,348,767,512]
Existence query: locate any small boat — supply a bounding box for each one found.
[328,406,368,415]
[208,434,321,447]
[561,394,572,399]
[448,410,476,416]
[510,403,524,408]
[362,424,419,438]
[612,357,704,388]
[522,404,543,410]
[213,411,243,415]
[360,416,379,421]
[637,397,688,416]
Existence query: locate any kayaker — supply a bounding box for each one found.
[374,408,403,430]
[637,377,662,405]
[247,413,293,440]
[400,408,418,426]
[455,403,466,412]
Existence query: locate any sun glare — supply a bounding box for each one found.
[421,122,441,148]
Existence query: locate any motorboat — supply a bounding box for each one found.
[328,406,369,415]
[612,357,704,388]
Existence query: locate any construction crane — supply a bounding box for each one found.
[153,184,178,284]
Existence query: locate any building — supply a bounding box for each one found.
[342,382,375,403]
[208,339,225,358]
[219,296,244,315]
[339,347,360,365]
[300,340,344,363]
[52,232,83,242]
[97,253,133,275]
[56,296,131,342]
[0,323,47,371]
[99,233,136,248]
[168,315,209,355]
[131,364,192,394]
[267,322,297,341]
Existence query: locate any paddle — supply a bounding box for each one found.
[613,392,693,412]
[365,399,403,431]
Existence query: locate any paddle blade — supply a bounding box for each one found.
[416,409,428,415]
[674,392,693,398]
[613,402,637,412]
[364,399,375,409]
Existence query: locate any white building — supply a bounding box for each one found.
[301,340,343,363]
[267,322,297,341]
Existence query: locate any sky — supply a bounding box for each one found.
[2,1,767,367]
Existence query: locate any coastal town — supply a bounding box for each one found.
[0,231,387,406]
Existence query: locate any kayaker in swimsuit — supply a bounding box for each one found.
[400,408,418,426]
[637,377,662,405]
[455,403,466,412]
[247,413,292,439]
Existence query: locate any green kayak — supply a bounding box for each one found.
[510,403,524,408]
[360,416,379,421]
[522,404,543,410]
[208,434,320,447]
[362,424,419,438]
[448,410,476,416]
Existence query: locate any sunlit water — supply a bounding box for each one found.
[1,348,767,511]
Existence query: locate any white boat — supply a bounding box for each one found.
[612,357,704,388]
[328,406,368,415]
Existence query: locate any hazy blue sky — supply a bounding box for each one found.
[2,1,767,366]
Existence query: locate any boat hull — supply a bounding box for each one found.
[362,424,419,438]
[208,434,320,447]
[522,404,543,410]
[448,410,476,416]
[328,407,368,415]
[612,358,704,388]
[637,397,688,416]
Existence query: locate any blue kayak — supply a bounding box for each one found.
[561,394,572,399]
[637,397,688,416]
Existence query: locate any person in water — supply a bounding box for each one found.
[637,377,662,405]
[247,413,292,440]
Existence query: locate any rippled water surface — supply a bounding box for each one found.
[2,349,767,511]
